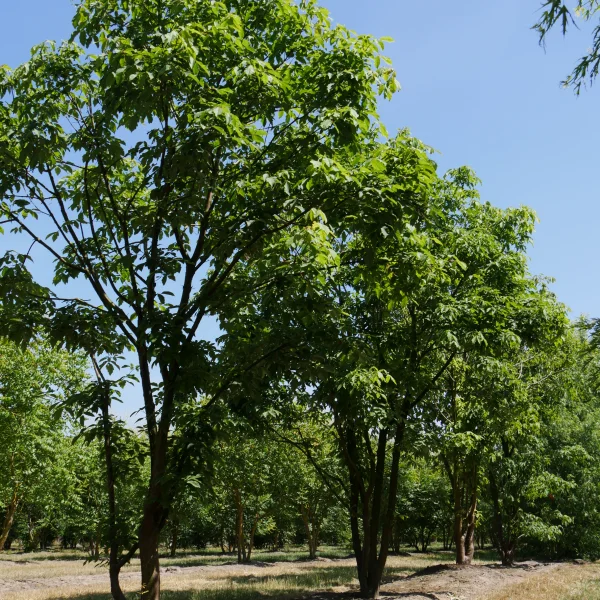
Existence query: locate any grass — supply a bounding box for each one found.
[484,562,600,600]
[0,545,455,600]
[0,549,93,562]
[0,546,343,581]
[0,545,349,568]
[0,559,359,600]
[157,546,352,569]
[4,544,583,600]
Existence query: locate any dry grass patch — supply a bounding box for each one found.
[484,562,600,600]
[0,549,504,600]
[0,557,140,580]
[0,552,455,600]
[0,558,360,600]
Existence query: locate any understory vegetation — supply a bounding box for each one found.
[1,1,600,600]
[3,338,600,572]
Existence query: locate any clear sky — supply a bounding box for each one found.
[1,1,598,414]
[318,0,600,321]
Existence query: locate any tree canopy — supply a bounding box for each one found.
[0,2,598,600]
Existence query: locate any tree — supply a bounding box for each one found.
[0,339,87,550]
[221,160,547,597]
[481,325,599,565]
[536,340,600,560]
[483,334,572,565]
[273,417,346,559]
[323,174,546,593]
[395,459,450,553]
[424,271,568,565]
[534,0,600,92]
[0,1,401,597]
[215,433,278,564]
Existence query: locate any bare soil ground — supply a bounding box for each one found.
[0,552,590,600]
[381,560,561,599]
[299,560,562,600]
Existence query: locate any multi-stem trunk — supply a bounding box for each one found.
[498,541,515,566]
[343,421,406,599]
[452,478,477,565]
[444,452,478,566]
[489,469,515,566]
[91,535,101,561]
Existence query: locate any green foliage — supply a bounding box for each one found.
[534,0,600,92]
[395,460,451,552]
[0,0,407,590]
[0,338,88,549]
[3,2,600,597]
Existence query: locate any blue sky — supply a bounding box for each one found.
[1,1,598,414]
[319,0,600,320]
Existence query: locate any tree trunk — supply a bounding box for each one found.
[0,486,19,551]
[454,498,477,564]
[247,516,259,563]
[393,516,401,553]
[136,350,177,600]
[90,535,101,561]
[234,490,245,564]
[301,505,317,559]
[442,524,450,551]
[139,501,163,600]
[420,527,431,552]
[499,542,515,566]
[93,356,132,600]
[170,520,179,558]
[349,471,367,592]
[449,457,478,566]
[453,475,465,564]
[463,495,477,564]
[109,561,127,600]
[311,522,320,560]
